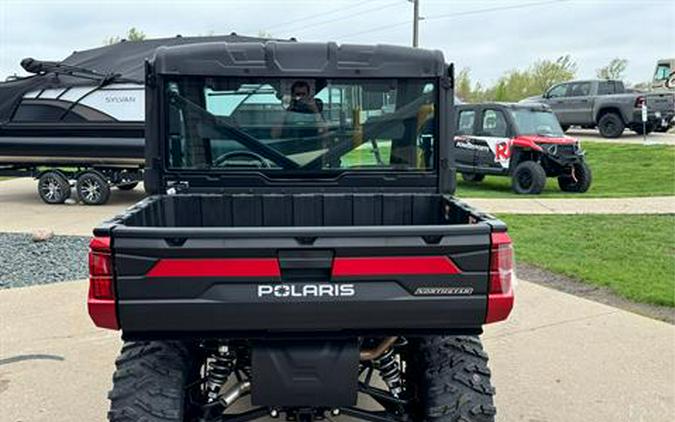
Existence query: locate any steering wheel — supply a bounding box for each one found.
[213,150,270,168]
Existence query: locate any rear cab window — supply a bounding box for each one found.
[165,77,437,171]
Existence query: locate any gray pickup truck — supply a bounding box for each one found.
[521,79,675,138]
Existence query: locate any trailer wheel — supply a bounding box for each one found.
[76,171,111,205]
[558,161,592,193]
[511,161,546,194]
[108,341,197,422]
[408,336,496,422]
[37,171,71,204]
[116,182,138,191]
[461,172,486,183]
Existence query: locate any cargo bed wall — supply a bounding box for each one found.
[121,193,475,228]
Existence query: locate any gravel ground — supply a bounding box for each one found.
[0,232,89,288]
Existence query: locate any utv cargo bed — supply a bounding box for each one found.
[96,193,506,337]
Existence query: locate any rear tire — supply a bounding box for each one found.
[511,161,546,194]
[37,171,71,204]
[408,336,496,422]
[597,112,625,138]
[108,341,196,422]
[558,161,592,193]
[461,172,486,183]
[76,171,111,205]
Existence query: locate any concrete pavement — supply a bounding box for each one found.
[465,195,675,215]
[0,178,144,236]
[0,280,672,422]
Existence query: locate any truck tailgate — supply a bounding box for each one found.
[647,92,675,113]
[108,224,495,335]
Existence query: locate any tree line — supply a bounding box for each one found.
[456,56,632,102]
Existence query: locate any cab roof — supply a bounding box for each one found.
[151,41,446,79]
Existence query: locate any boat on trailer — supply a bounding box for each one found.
[0,34,276,204]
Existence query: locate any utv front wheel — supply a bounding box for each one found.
[511,161,546,194]
[108,341,197,422]
[558,161,592,193]
[409,336,496,421]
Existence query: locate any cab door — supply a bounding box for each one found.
[563,81,593,124]
[474,108,511,173]
[453,108,478,172]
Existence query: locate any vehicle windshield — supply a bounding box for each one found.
[510,109,564,137]
[165,77,436,172]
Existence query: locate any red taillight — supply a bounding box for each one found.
[485,232,514,324]
[635,96,645,108]
[87,236,118,329]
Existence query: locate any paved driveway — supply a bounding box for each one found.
[1,280,672,422]
[0,178,145,236]
[465,196,675,214]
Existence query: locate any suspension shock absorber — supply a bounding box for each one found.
[373,347,403,397]
[206,344,236,402]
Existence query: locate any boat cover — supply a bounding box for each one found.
[0,34,278,124]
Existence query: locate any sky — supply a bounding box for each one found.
[0,0,673,86]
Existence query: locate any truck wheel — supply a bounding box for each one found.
[76,171,111,205]
[461,172,486,183]
[116,182,139,191]
[37,171,71,204]
[409,336,496,422]
[558,161,592,193]
[597,112,624,138]
[511,161,546,194]
[108,341,197,422]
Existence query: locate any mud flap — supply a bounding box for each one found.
[251,339,359,407]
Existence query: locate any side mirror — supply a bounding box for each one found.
[542,91,550,99]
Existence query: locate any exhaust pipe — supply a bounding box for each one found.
[219,380,251,408]
[360,337,398,361]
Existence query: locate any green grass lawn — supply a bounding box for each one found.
[457,142,675,198]
[501,214,675,307]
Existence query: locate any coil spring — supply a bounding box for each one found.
[206,345,236,401]
[373,348,403,397]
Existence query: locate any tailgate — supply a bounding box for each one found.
[646,92,675,113]
[107,224,497,335]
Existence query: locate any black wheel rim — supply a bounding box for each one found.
[518,171,533,190]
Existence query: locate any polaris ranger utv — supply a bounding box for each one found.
[455,102,591,194]
[88,41,514,421]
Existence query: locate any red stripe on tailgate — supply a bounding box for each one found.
[147,258,281,278]
[332,256,460,277]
